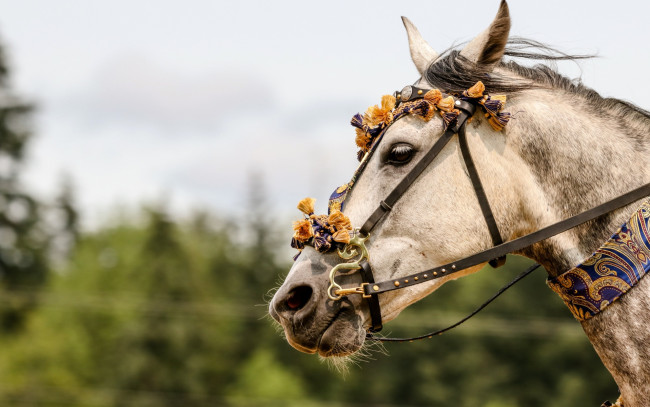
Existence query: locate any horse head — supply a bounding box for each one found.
[269,1,524,357]
[269,0,650,363]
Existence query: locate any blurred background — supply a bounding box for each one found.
[0,0,647,405]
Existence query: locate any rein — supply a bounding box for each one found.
[293,84,650,342]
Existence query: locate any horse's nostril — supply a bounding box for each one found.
[286,286,313,311]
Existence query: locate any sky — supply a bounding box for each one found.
[0,0,649,227]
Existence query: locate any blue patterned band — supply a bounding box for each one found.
[547,201,650,321]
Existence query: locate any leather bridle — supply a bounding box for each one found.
[323,85,650,341]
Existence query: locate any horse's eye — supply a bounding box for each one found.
[387,143,415,165]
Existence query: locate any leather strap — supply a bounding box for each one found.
[363,181,650,296]
[360,101,477,235]
[366,263,541,342]
[457,122,506,268]
[359,261,383,332]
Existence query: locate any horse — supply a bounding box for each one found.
[269,1,650,405]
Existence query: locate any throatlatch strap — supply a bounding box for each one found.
[457,123,506,268]
[366,263,541,342]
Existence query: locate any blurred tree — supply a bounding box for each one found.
[244,171,280,286]
[107,208,221,407]
[46,174,80,267]
[0,38,49,332]
[55,174,80,246]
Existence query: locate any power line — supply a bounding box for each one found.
[0,288,584,339]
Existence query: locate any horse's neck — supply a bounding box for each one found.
[504,89,650,277]
[505,89,650,406]
[582,273,650,407]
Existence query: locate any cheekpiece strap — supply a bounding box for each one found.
[360,260,383,332]
[457,120,506,268]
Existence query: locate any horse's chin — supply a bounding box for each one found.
[316,312,365,357]
[283,308,366,357]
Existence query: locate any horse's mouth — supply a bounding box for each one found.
[316,307,364,357]
[315,308,344,356]
[281,306,364,357]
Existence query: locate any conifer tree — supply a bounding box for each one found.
[109,209,219,407]
[0,38,48,331]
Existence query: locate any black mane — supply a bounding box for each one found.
[424,37,650,120]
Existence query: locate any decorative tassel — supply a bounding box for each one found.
[491,94,507,104]
[328,210,352,231]
[487,111,511,131]
[367,125,383,139]
[292,219,313,241]
[441,110,459,127]
[356,149,365,161]
[297,197,316,215]
[424,89,442,105]
[465,81,485,98]
[313,234,332,252]
[416,100,435,121]
[332,229,351,244]
[350,113,364,130]
[364,95,396,127]
[437,96,456,112]
[381,94,397,111]
[290,237,305,250]
[481,97,505,116]
[355,128,371,150]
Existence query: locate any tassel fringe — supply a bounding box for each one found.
[297,197,315,215]
[290,200,353,255]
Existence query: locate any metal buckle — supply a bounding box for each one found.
[327,230,370,301]
[334,282,371,299]
[395,85,429,105]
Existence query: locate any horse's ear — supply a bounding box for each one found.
[459,0,510,69]
[402,16,438,75]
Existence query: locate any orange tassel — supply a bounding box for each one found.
[297,197,316,215]
[355,128,371,150]
[363,95,396,127]
[292,219,313,241]
[491,94,507,104]
[328,210,352,231]
[332,229,351,244]
[466,81,485,98]
[381,94,397,111]
[437,96,456,112]
[423,89,442,105]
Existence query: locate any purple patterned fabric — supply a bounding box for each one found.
[547,201,650,321]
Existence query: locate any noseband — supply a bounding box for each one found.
[293,83,650,341]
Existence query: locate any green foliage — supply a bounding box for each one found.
[0,202,621,407]
[0,40,49,332]
[227,348,307,402]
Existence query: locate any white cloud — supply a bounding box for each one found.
[52,54,274,134]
